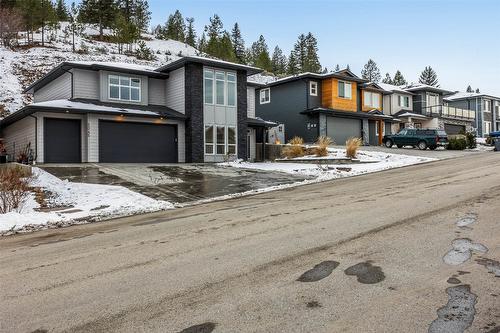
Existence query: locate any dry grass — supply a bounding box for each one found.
[314,136,333,157]
[0,165,34,214]
[282,136,305,158]
[345,137,362,158]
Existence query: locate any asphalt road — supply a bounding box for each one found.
[1,153,499,333]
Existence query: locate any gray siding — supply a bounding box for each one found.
[34,72,72,102]
[73,69,99,100]
[255,80,318,143]
[148,78,166,106]
[2,116,36,161]
[165,67,185,114]
[307,79,322,109]
[99,70,148,106]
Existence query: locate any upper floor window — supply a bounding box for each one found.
[260,88,270,104]
[204,69,237,107]
[363,91,380,108]
[398,95,410,107]
[338,81,352,99]
[483,99,492,111]
[109,75,141,102]
[309,81,318,96]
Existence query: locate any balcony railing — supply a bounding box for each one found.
[423,105,476,120]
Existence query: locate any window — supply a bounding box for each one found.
[309,81,318,96]
[204,125,237,155]
[205,126,214,154]
[483,100,492,111]
[204,70,214,104]
[398,95,410,107]
[227,127,236,154]
[109,75,141,102]
[216,126,226,154]
[204,69,237,106]
[363,91,380,108]
[260,88,270,104]
[484,121,492,134]
[338,81,352,99]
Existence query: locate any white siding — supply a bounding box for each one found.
[247,86,256,118]
[248,127,256,161]
[73,69,99,100]
[165,67,185,113]
[148,78,166,106]
[33,72,72,102]
[2,117,36,161]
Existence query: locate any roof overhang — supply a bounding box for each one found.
[246,117,277,128]
[157,56,263,76]
[302,108,398,122]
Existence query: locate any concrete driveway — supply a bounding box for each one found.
[40,163,310,204]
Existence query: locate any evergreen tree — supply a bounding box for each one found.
[68,1,83,52]
[418,66,439,87]
[466,85,473,93]
[392,70,407,86]
[204,14,223,57]
[78,0,117,39]
[198,32,206,53]
[248,35,271,71]
[230,23,245,64]
[346,64,350,71]
[303,32,321,73]
[361,59,381,83]
[293,33,307,71]
[287,50,299,75]
[475,88,480,93]
[112,11,139,53]
[271,45,287,75]
[163,9,185,41]
[335,64,340,72]
[55,0,69,21]
[382,73,393,84]
[132,0,151,32]
[185,17,196,47]
[218,30,236,62]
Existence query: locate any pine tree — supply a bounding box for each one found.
[271,45,287,75]
[466,85,473,93]
[382,73,393,84]
[162,9,185,41]
[198,32,206,53]
[55,0,69,21]
[475,88,480,93]
[218,30,236,62]
[361,59,381,83]
[204,14,223,57]
[230,23,245,64]
[346,64,350,71]
[249,35,272,72]
[335,64,340,72]
[112,11,139,53]
[78,0,117,39]
[287,50,299,75]
[133,0,151,32]
[185,17,196,47]
[303,32,321,73]
[293,33,307,71]
[68,1,83,52]
[418,66,439,87]
[392,70,407,86]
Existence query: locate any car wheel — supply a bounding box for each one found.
[429,145,437,150]
[418,141,428,150]
[385,139,393,148]
[397,144,403,148]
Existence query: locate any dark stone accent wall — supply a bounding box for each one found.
[237,70,248,160]
[184,62,204,162]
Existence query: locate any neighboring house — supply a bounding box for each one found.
[254,69,396,146]
[402,83,476,135]
[444,92,500,137]
[379,82,415,133]
[0,57,271,164]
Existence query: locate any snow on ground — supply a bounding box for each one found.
[0,167,173,234]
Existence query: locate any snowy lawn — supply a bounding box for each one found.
[0,167,173,234]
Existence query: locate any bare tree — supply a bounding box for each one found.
[0,7,23,47]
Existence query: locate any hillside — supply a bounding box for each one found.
[0,22,199,118]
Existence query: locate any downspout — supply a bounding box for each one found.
[28,115,37,164]
[61,68,74,99]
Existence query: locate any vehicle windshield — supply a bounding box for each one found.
[398,129,407,135]
[437,130,447,136]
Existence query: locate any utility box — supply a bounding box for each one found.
[494,138,500,151]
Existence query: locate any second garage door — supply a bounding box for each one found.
[326,117,362,145]
[99,121,178,163]
[444,123,465,135]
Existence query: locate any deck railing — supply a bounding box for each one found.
[423,105,476,120]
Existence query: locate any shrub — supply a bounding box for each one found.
[464,131,477,149]
[314,136,333,157]
[447,137,467,150]
[0,165,33,214]
[345,137,362,158]
[282,136,305,158]
[136,40,156,60]
[486,136,494,145]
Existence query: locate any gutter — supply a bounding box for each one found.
[61,68,74,99]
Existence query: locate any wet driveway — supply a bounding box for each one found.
[40,164,310,204]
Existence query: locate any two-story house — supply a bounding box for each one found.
[254,69,395,146]
[379,82,417,132]
[403,83,476,134]
[444,91,500,137]
[0,56,270,164]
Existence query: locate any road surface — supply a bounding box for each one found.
[1,153,499,333]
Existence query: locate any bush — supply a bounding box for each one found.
[447,137,467,150]
[136,40,156,60]
[464,131,477,149]
[282,136,305,158]
[345,137,362,158]
[314,136,333,157]
[0,165,33,214]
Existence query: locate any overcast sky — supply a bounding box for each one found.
[78,0,500,95]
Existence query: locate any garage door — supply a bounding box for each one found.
[99,121,178,163]
[444,123,465,135]
[326,117,362,145]
[44,118,81,163]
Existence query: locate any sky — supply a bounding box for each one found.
[80,0,500,95]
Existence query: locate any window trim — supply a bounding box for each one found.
[108,75,141,102]
[204,69,237,107]
[363,90,380,108]
[338,80,352,99]
[260,88,271,104]
[204,125,238,156]
[203,69,214,105]
[309,81,318,96]
[215,71,226,106]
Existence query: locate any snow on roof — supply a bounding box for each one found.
[396,112,429,119]
[378,82,412,94]
[247,73,279,85]
[65,61,158,73]
[444,91,500,101]
[31,99,159,116]
[404,83,453,94]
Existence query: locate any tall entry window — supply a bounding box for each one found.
[203,69,237,106]
[204,125,238,156]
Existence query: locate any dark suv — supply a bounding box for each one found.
[383,128,448,150]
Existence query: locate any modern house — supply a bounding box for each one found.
[444,92,500,137]
[379,83,415,132]
[0,56,273,164]
[254,69,396,146]
[402,83,476,134]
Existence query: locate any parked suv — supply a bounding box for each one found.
[383,128,448,150]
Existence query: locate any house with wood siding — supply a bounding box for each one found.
[254,69,396,146]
